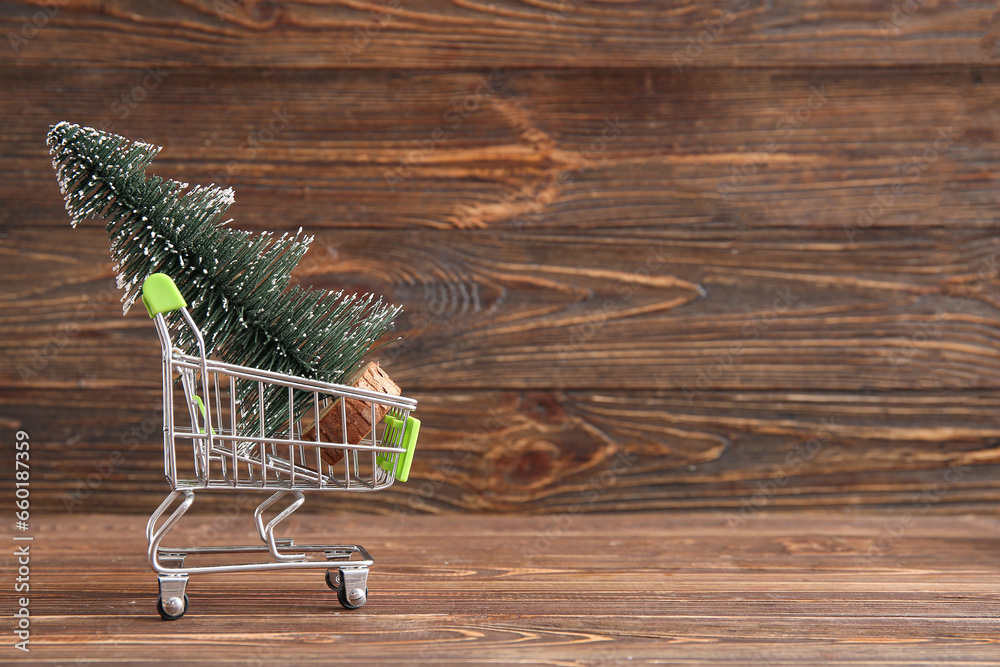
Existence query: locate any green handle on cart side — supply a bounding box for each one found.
[192,395,215,436]
[378,415,420,483]
[142,273,187,318]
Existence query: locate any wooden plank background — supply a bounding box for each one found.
[3,1,1000,514]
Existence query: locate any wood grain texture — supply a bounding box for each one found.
[2,66,999,234]
[6,224,1000,394]
[0,0,997,68]
[6,385,1000,514]
[4,17,1000,514]
[11,511,1000,664]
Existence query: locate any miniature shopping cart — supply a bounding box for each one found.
[141,274,419,620]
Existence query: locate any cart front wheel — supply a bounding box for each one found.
[157,593,189,621]
[337,584,367,610]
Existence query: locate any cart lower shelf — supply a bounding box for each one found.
[148,488,375,620]
[155,546,371,620]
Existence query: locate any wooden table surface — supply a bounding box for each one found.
[10,509,1000,665]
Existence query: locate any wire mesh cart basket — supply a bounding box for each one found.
[140,274,420,620]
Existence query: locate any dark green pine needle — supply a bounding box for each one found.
[47,122,401,434]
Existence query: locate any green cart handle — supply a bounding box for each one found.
[142,273,187,318]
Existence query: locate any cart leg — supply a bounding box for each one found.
[327,566,369,610]
[253,490,306,561]
[146,489,194,547]
[147,490,195,574]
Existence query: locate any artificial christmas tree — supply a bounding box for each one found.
[47,121,401,435]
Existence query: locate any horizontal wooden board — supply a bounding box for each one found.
[4,225,1000,392]
[0,0,996,68]
[3,66,999,234]
[5,386,1000,513]
[15,512,1000,663]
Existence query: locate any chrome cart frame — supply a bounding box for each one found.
[141,274,418,620]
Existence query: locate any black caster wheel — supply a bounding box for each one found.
[156,593,189,621]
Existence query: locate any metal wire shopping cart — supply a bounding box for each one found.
[140,274,420,620]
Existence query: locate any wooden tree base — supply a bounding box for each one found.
[299,361,401,467]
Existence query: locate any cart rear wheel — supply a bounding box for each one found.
[156,593,189,621]
[327,567,369,609]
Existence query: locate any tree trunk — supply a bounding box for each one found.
[299,361,401,467]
